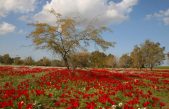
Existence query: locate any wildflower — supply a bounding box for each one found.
[143,101,150,107]
[26,104,33,109]
[0,100,13,108]
[86,102,96,109]
[118,102,123,107]
[70,99,79,108]
[160,102,165,107]
[111,105,116,109]
[18,101,24,109]
[54,101,60,106]
[48,93,53,97]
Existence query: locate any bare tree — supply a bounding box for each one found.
[28,10,113,70]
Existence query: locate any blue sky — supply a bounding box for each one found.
[0,0,169,64]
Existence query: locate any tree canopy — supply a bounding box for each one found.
[130,45,145,69]
[131,40,165,70]
[119,54,132,68]
[28,10,113,69]
[141,40,165,70]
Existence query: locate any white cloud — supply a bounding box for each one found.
[17,29,27,35]
[0,22,16,35]
[19,15,32,23]
[34,0,138,26]
[146,9,169,25]
[0,0,37,17]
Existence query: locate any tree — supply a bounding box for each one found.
[141,40,165,70]
[119,54,132,68]
[13,57,23,65]
[23,57,35,65]
[105,54,117,68]
[70,51,90,68]
[1,54,13,65]
[51,59,64,67]
[89,51,107,68]
[130,45,145,70]
[28,10,113,70]
[0,55,2,64]
[167,52,169,65]
[36,57,51,66]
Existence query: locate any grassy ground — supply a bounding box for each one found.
[155,66,169,69]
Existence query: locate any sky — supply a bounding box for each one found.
[0,0,169,64]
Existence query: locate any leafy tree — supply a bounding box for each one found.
[28,10,113,69]
[36,57,51,66]
[23,56,35,65]
[167,52,169,59]
[141,40,165,70]
[89,51,107,68]
[51,59,64,67]
[13,57,23,65]
[130,45,145,69]
[119,54,132,68]
[1,54,13,65]
[105,54,117,68]
[0,55,2,64]
[70,51,90,68]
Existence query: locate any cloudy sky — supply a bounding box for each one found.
[0,0,169,62]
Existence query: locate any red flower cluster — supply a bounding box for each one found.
[0,66,168,109]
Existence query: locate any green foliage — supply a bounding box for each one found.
[13,57,23,65]
[89,51,107,68]
[131,40,165,70]
[131,45,145,69]
[51,59,64,67]
[0,54,13,64]
[70,51,90,68]
[36,57,51,66]
[23,56,35,65]
[105,54,118,68]
[119,54,132,68]
[141,40,165,70]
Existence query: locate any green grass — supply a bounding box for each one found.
[0,72,47,88]
[155,66,169,69]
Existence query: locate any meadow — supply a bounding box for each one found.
[0,66,169,109]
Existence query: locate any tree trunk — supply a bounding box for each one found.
[63,56,73,77]
[150,66,153,71]
[150,64,153,71]
[63,56,70,70]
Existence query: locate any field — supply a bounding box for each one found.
[0,66,169,109]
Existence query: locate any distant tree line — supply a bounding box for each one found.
[0,54,63,67]
[0,51,117,68]
[0,40,167,70]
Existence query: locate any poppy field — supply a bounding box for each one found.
[0,66,169,109]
